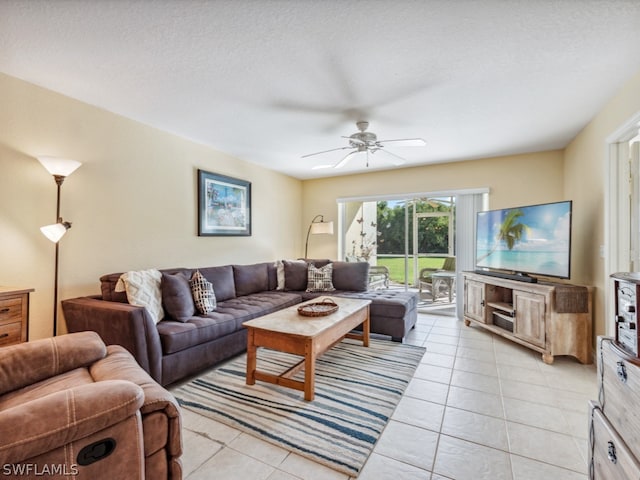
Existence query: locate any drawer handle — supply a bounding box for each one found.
[608,441,618,464]
[0,308,9,314]
[0,333,8,339]
[617,361,628,383]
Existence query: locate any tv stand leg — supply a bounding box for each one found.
[542,353,554,365]
[464,319,471,327]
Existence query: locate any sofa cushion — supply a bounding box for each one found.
[115,269,165,324]
[217,292,303,329]
[161,272,196,321]
[283,260,308,291]
[338,290,418,318]
[156,291,302,355]
[100,273,129,303]
[157,314,238,355]
[233,263,269,297]
[306,263,335,292]
[190,270,217,314]
[198,266,236,302]
[331,261,370,292]
[267,261,279,290]
[305,259,332,267]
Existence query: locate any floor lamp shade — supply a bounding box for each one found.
[304,214,334,259]
[310,221,334,235]
[37,156,82,177]
[40,222,71,243]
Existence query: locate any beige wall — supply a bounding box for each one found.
[564,69,640,341]
[0,73,303,339]
[5,63,640,344]
[301,151,565,259]
[302,67,640,343]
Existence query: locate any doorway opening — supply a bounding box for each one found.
[606,112,640,335]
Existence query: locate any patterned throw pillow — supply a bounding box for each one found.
[306,263,336,293]
[115,269,165,324]
[190,270,217,314]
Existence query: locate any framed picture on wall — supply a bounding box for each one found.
[197,169,251,236]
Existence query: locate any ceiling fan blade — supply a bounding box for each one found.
[377,138,426,147]
[378,148,407,166]
[301,146,351,158]
[334,150,359,169]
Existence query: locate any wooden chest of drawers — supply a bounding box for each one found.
[0,287,33,347]
[591,336,640,479]
[590,401,640,480]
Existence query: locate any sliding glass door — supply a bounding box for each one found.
[339,196,455,289]
[339,189,488,318]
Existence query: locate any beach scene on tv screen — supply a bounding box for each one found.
[476,202,571,278]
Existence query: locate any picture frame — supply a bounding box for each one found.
[197,169,251,236]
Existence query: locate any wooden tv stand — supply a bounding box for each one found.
[462,272,593,364]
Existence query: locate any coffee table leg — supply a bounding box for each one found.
[304,340,315,401]
[363,306,370,347]
[246,328,256,385]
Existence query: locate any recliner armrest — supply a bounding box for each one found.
[0,380,143,464]
[91,346,182,457]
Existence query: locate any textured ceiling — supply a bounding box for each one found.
[2,0,640,179]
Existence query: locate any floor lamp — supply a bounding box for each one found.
[38,156,82,337]
[304,214,334,259]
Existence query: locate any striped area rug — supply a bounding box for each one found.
[174,338,425,476]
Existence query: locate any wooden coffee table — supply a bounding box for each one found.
[243,297,371,401]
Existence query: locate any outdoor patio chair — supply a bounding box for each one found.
[368,265,390,289]
[418,256,456,297]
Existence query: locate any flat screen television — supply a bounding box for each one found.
[475,200,572,280]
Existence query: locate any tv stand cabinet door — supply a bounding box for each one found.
[464,278,486,323]
[513,290,546,348]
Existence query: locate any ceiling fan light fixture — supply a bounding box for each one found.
[303,121,426,169]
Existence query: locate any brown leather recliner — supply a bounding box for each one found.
[0,332,182,479]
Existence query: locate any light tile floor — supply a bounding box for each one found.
[172,310,596,480]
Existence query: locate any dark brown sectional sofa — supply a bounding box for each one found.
[62,260,418,386]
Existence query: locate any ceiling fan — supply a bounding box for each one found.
[302,121,426,169]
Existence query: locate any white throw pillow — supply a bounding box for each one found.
[115,269,164,324]
[275,260,285,290]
